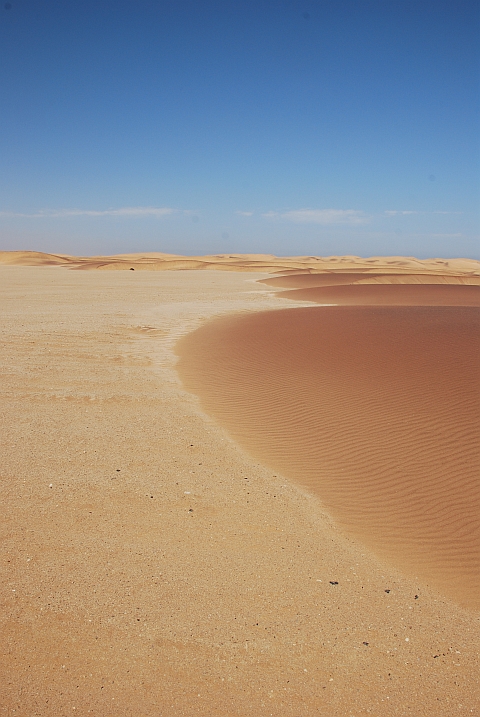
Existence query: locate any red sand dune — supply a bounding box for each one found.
[176,305,480,609]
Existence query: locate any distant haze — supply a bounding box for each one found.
[0,1,478,258]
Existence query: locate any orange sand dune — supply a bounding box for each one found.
[2,249,480,275]
[176,306,480,610]
[275,283,480,306]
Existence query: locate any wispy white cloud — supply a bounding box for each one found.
[0,206,177,218]
[385,210,463,216]
[262,209,369,225]
[417,233,463,238]
[235,210,254,216]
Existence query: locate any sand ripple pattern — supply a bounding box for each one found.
[176,306,480,610]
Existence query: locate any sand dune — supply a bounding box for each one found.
[277,282,480,306]
[176,305,480,610]
[260,272,389,288]
[260,272,480,289]
[274,283,480,306]
[2,249,480,276]
[0,250,72,265]
[357,274,480,285]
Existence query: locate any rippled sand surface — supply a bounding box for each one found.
[176,305,480,609]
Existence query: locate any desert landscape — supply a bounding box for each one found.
[1,250,479,715]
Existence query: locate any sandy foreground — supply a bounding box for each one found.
[1,254,480,716]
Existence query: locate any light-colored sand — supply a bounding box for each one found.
[1,261,479,715]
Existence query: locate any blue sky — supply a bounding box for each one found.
[0,0,479,258]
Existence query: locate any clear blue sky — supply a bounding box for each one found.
[1,0,479,258]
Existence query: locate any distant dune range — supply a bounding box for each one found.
[2,249,480,276]
[176,304,480,610]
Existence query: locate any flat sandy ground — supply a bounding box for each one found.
[1,263,479,716]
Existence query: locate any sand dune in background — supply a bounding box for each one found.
[357,274,480,285]
[176,306,480,610]
[0,250,72,266]
[275,283,480,306]
[260,272,480,289]
[2,249,480,276]
[260,272,389,288]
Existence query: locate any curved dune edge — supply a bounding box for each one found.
[176,306,480,611]
[274,284,480,306]
[2,249,480,275]
[260,272,480,288]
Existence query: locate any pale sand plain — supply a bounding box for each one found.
[1,252,480,716]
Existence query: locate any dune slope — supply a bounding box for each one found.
[273,284,480,305]
[259,272,480,289]
[176,305,480,610]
